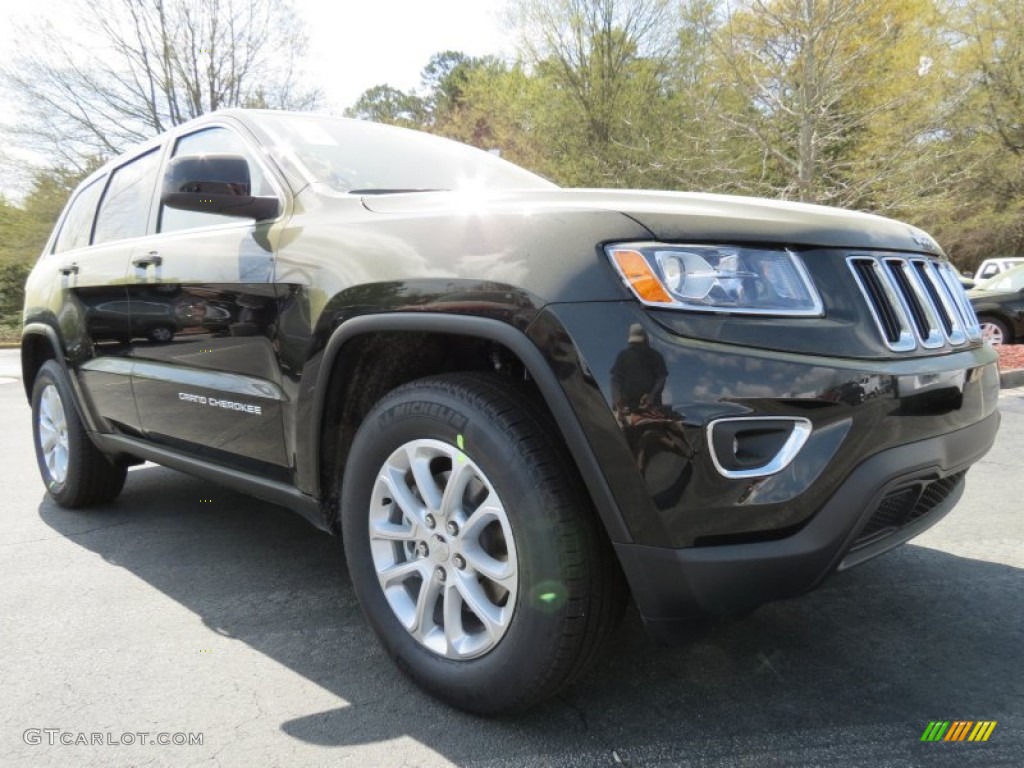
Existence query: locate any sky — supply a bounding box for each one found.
[0,0,514,197]
[295,0,513,111]
[0,0,513,113]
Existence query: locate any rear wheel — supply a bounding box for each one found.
[979,316,1009,346]
[31,360,127,508]
[341,373,626,715]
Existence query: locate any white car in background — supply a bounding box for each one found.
[974,257,1024,281]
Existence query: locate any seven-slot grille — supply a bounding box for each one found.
[847,256,982,352]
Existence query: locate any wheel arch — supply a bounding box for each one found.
[21,323,65,401]
[310,313,633,545]
[21,323,99,432]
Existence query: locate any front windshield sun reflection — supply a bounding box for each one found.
[256,112,555,195]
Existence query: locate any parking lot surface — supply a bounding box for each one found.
[0,349,1021,767]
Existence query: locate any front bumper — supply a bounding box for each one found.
[525,301,1000,636]
[614,412,997,641]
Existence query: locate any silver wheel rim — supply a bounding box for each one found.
[38,384,70,485]
[368,438,518,659]
[980,321,1004,346]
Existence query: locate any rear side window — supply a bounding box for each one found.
[93,149,162,245]
[159,127,275,233]
[53,178,104,253]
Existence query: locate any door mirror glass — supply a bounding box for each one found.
[161,154,279,221]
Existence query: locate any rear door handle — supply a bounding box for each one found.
[132,252,163,269]
[59,262,79,275]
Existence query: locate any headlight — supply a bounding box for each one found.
[606,243,823,316]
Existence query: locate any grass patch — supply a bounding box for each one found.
[0,319,22,345]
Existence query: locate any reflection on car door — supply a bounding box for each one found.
[56,149,165,435]
[127,125,289,479]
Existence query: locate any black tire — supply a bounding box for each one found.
[341,372,626,715]
[978,315,1010,346]
[145,325,175,343]
[31,360,127,508]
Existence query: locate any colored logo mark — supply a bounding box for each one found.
[920,721,997,742]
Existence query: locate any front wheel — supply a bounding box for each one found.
[341,373,626,715]
[145,325,175,343]
[31,360,127,508]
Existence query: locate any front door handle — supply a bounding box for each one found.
[132,252,163,269]
[59,262,79,275]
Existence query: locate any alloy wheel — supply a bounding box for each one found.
[368,438,518,659]
[980,321,1004,346]
[37,384,70,484]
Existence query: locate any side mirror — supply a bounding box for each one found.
[161,154,279,220]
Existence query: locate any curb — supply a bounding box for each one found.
[1001,368,1024,389]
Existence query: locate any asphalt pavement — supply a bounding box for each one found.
[0,348,1021,767]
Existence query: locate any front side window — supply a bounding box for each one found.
[53,178,105,253]
[93,149,162,245]
[159,127,275,233]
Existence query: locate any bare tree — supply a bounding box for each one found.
[715,0,949,209]
[1,0,320,170]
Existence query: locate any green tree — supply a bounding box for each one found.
[0,165,90,331]
[420,51,503,127]
[654,0,761,192]
[346,52,509,134]
[0,165,86,266]
[345,85,428,128]
[432,61,556,173]
[921,0,1024,267]
[507,0,679,186]
[0,165,90,325]
[0,261,31,325]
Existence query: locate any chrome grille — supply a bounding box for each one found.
[847,256,981,351]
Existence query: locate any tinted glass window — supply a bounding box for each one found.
[93,149,161,245]
[53,178,104,253]
[160,127,275,233]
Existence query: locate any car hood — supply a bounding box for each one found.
[359,188,944,256]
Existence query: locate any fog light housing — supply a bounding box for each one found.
[707,417,812,479]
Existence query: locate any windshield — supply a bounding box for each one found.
[255,112,555,194]
[976,264,1024,292]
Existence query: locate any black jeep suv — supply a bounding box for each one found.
[21,110,1000,715]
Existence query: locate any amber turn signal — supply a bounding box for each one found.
[609,249,674,304]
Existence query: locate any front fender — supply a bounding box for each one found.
[299,312,634,545]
